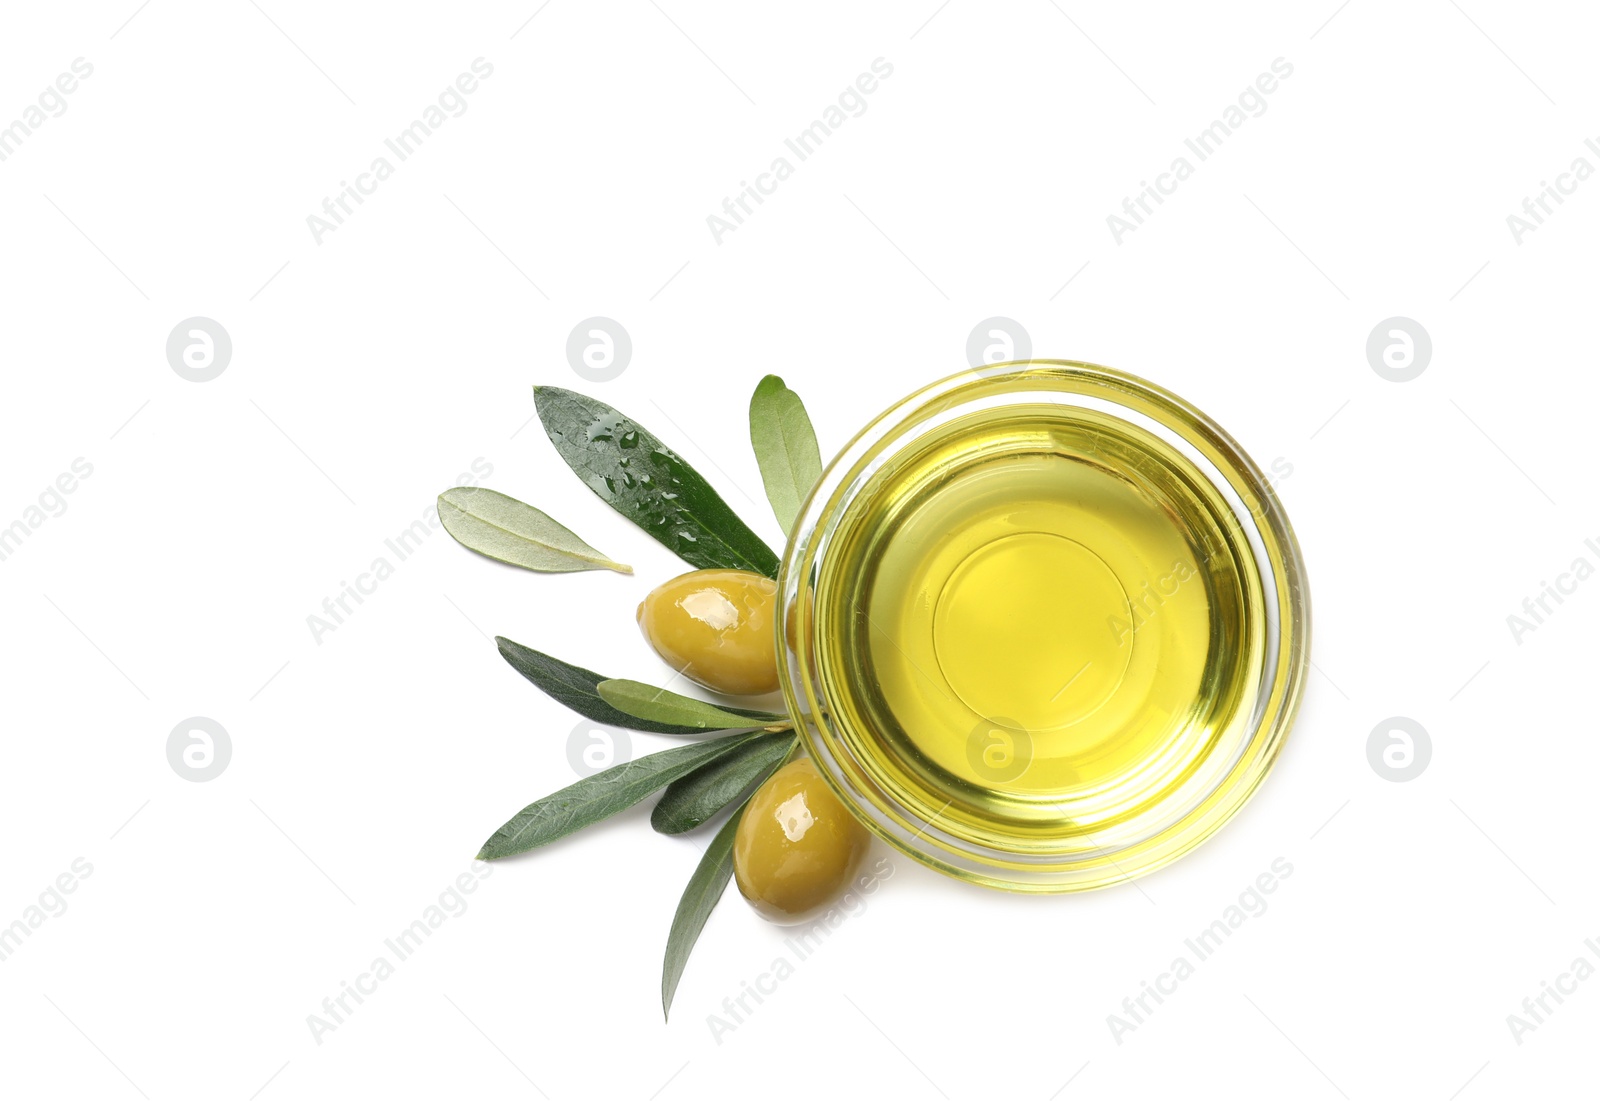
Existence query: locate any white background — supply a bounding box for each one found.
[1,1,1595,1098]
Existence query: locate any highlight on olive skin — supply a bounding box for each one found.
[636,569,780,696]
[734,758,870,925]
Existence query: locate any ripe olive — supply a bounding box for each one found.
[734,758,870,924]
[636,569,780,696]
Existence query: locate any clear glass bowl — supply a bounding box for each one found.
[776,361,1310,892]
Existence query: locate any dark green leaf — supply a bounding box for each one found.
[495,637,775,736]
[652,732,795,834]
[748,375,823,536]
[476,733,762,860]
[597,678,785,730]
[533,386,780,577]
[663,804,746,1020]
[437,486,632,574]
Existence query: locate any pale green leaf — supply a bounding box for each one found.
[438,487,631,574]
[748,375,823,535]
[597,679,785,731]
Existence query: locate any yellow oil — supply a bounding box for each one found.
[810,404,1265,853]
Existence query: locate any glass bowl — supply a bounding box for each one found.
[776,361,1310,892]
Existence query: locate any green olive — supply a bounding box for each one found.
[734,758,870,924]
[783,595,803,657]
[636,569,780,695]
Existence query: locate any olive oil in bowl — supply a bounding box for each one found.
[779,363,1308,892]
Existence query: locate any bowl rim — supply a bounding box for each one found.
[776,359,1312,893]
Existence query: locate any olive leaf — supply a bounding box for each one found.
[663,803,746,1020]
[652,732,795,835]
[533,386,780,577]
[748,375,823,536]
[495,637,774,736]
[437,487,632,574]
[597,679,786,731]
[476,732,764,861]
